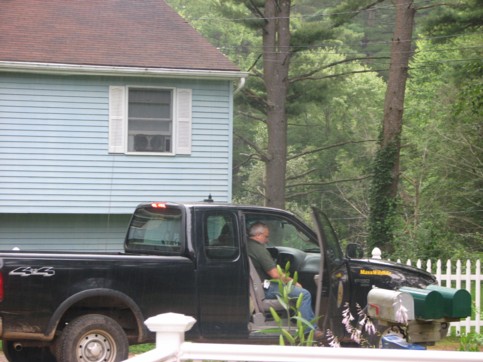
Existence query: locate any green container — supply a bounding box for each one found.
[399,287,444,320]
[426,285,472,318]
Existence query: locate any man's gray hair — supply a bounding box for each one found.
[248,222,268,237]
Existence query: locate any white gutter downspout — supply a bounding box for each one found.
[233,76,246,95]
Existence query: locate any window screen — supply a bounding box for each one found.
[127,88,173,153]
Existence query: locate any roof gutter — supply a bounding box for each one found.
[0,61,248,81]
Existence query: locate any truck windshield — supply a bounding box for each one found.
[125,205,183,254]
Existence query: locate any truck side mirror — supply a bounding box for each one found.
[346,243,363,259]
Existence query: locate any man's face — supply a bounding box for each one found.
[255,228,270,244]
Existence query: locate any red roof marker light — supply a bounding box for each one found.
[151,203,167,209]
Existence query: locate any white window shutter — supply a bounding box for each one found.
[108,86,126,153]
[176,88,192,155]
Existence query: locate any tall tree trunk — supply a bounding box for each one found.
[263,0,291,209]
[368,0,416,252]
[382,0,415,196]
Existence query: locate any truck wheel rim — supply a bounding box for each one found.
[78,331,115,362]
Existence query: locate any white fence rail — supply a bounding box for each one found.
[373,250,482,334]
[124,313,483,362]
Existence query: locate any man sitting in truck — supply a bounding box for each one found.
[247,222,323,341]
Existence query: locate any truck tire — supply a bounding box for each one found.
[55,314,129,362]
[2,341,56,362]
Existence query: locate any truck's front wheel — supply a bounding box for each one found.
[56,314,129,362]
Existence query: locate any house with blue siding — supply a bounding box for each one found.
[0,0,245,251]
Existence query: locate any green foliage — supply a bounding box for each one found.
[422,0,483,39]
[459,333,483,352]
[265,263,319,346]
[395,35,483,261]
[367,139,399,252]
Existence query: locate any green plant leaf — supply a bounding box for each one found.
[275,294,290,310]
[296,292,303,310]
[281,329,296,345]
[306,330,315,346]
[269,307,282,323]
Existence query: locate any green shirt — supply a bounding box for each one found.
[247,238,276,280]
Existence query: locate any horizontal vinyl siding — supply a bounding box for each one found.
[0,214,130,251]
[0,73,234,214]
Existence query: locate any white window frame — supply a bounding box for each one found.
[109,85,192,155]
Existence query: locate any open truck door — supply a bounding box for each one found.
[311,207,351,340]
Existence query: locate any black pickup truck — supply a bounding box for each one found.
[0,201,468,362]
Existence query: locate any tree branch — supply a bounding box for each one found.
[415,3,449,11]
[288,139,377,161]
[241,88,270,112]
[286,168,318,181]
[247,53,263,72]
[246,0,266,21]
[286,175,371,189]
[234,133,271,162]
[238,184,267,200]
[236,111,267,123]
[292,68,388,83]
[233,153,261,171]
[290,56,389,84]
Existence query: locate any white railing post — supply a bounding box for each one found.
[144,313,196,350]
[123,313,197,362]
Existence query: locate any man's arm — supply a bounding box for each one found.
[266,267,302,287]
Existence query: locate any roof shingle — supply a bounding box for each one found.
[0,0,239,72]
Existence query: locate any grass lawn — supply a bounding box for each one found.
[428,336,483,351]
[129,343,155,355]
[429,336,462,351]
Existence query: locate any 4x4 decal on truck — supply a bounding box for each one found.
[9,266,55,277]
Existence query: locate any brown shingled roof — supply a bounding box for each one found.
[0,0,239,72]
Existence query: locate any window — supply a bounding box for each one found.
[204,212,239,260]
[109,86,192,155]
[125,205,183,254]
[245,213,318,252]
[128,88,172,152]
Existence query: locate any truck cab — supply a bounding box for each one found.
[124,201,439,344]
[125,201,329,340]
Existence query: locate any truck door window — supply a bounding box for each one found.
[204,213,239,260]
[245,214,317,252]
[313,210,343,264]
[125,206,183,254]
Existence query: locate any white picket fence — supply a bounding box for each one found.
[372,249,482,334]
